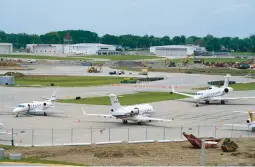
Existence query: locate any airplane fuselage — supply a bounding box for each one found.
[112,104,155,122]
[194,87,233,101]
[13,101,54,115]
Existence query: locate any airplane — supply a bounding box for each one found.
[224,110,255,132]
[6,90,65,117]
[171,74,255,107]
[82,94,174,125]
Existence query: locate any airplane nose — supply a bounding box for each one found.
[13,108,22,113]
[194,95,200,100]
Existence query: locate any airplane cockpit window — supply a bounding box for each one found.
[18,105,25,108]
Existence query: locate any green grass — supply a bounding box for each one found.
[15,75,126,87]
[169,57,251,63]
[85,55,163,60]
[114,66,255,76]
[193,82,255,91]
[0,157,83,166]
[58,91,189,105]
[1,54,163,61]
[0,54,92,61]
[230,52,255,56]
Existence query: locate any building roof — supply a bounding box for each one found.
[0,43,12,46]
[70,43,114,47]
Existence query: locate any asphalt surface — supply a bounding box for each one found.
[0,64,255,146]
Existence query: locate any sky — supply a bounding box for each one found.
[0,0,254,38]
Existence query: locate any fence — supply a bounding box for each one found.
[0,126,254,146]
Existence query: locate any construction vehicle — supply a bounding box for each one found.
[237,58,254,69]
[109,70,125,75]
[221,138,238,152]
[87,66,102,73]
[139,69,148,75]
[183,132,221,149]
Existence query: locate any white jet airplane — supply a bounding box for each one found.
[224,110,255,132]
[171,74,255,107]
[7,90,65,117]
[82,94,174,125]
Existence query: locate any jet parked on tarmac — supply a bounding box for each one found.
[82,94,174,125]
[224,110,255,132]
[6,90,65,117]
[171,74,255,107]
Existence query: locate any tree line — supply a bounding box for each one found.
[0,30,254,52]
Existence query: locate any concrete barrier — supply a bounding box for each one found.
[12,139,187,147]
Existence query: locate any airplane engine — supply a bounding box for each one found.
[224,88,229,93]
[247,119,250,123]
[224,87,233,93]
[130,108,139,115]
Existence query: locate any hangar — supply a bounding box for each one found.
[26,43,119,55]
[0,43,13,54]
[26,44,69,54]
[150,45,206,58]
[69,43,118,55]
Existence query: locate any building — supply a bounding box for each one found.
[0,43,13,54]
[68,43,118,55]
[150,45,206,58]
[26,43,119,55]
[26,44,69,54]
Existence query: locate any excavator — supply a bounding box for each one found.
[237,58,255,69]
[87,65,102,73]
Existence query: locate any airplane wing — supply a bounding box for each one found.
[171,86,195,98]
[223,124,247,127]
[211,96,255,100]
[40,97,49,100]
[0,131,12,135]
[82,108,114,118]
[137,116,174,122]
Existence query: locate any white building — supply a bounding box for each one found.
[26,43,118,55]
[26,44,69,54]
[150,45,206,58]
[0,43,13,54]
[69,43,118,55]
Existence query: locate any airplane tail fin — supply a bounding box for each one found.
[171,85,175,93]
[49,89,57,103]
[223,74,231,88]
[109,94,121,111]
[248,110,254,122]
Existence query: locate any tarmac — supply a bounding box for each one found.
[0,64,255,146]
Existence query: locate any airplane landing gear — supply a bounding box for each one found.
[195,101,200,107]
[138,122,143,125]
[205,100,210,104]
[44,112,47,116]
[16,113,18,117]
[122,120,128,124]
[220,100,225,104]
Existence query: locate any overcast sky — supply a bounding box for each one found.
[1,0,254,38]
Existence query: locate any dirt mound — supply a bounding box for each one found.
[3,72,25,77]
[94,147,149,158]
[0,61,20,67]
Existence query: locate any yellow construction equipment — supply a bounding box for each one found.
[87,66,102,73]
[221,138,238,152]
[139,69,148,75]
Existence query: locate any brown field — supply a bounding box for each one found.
[2,138,255,166]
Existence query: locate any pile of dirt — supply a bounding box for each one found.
[0,61,20,67]
[3,138,255,166]
[3,72,25,77]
